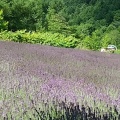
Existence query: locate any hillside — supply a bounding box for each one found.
[0,0,120,50]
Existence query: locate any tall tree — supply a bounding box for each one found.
[0,9,8,31]
[46,7,68,33]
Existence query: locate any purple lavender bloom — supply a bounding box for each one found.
[0,41,120,119]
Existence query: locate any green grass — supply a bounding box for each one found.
[115,49,120,54]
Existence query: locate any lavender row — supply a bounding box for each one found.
[0,41,120,119]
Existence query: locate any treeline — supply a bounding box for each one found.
[0,0,120,50]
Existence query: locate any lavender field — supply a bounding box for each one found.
[0,41,120,120]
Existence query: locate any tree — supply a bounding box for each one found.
[0,9,8,31]
[46,7,68,33]
[76,23,95,39]
[101,30,120,48]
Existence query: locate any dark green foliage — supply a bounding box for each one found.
[0,0,120,50]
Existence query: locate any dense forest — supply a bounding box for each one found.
[0,0,120,50]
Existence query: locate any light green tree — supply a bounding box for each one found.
[101,30,120,48]
[0,9,8,31]
[46,7,68,33]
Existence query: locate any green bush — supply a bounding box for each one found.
[0,30,79,48]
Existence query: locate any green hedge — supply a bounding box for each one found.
[0,30,79,48]
[1,30,120,52]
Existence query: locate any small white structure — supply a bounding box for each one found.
[107,45,117,50]
[100,48,107,52]
[101,45,117,53]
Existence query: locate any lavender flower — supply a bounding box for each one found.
[0,41,120,119]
